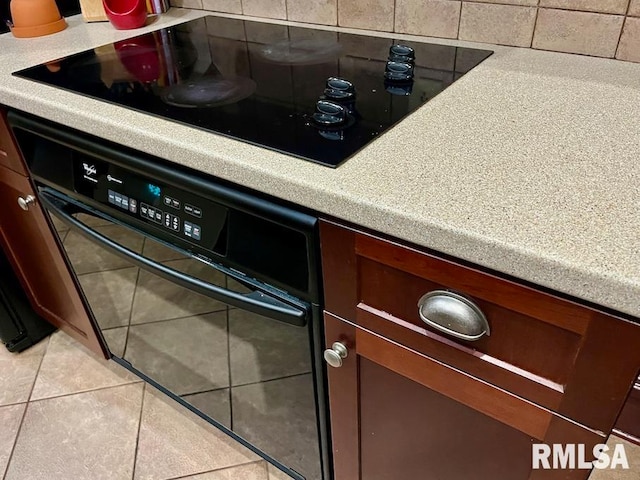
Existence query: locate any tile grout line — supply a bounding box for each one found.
[122,306,230,330]
[163,459,268,480]
[615,0,633,59]
[77,264,139,277]
[530,2,541,49]
[130,383,146,480]
[122,264,144,358]
[225,306,234,431]
[26,337,50,402]
[182,370,314,399]
[465,0,628,16]
[27,380,143,405]
[2,338,49,480]
[1,402,28,480]
[457,0,464,40]
[392,0,397,34]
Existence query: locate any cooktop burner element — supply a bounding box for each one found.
[14,16,492,167]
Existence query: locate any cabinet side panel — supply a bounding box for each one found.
[319,220,357,320]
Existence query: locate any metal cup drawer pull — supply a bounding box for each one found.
[418,290,490,341]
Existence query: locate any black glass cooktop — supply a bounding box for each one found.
[14,16,492,167]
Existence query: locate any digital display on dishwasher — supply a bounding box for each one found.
[73,154,228,255]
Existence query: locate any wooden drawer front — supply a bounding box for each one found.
[359,256,581,389]
[320,219,640,433]
[0,109,28,175]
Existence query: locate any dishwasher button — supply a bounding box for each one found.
[184,203,202,218]
[184,221,201,240]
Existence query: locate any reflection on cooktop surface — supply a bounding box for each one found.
[14,16,492,167]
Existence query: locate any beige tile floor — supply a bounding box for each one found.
[0,332,293,480]
[3,330,640,480]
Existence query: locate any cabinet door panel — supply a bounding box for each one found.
[0,166,105,356]
[324,312,602,480]
[360,357,534,480]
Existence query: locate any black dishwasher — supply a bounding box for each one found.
[8,110,330,480]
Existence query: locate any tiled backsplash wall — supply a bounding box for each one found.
[171,0,640,63]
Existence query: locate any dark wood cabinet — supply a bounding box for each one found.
[615,378,640,445]
[320,219,640,480]
[325,313,602,480]
[0,111,105,356]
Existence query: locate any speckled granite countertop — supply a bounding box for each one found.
[1,9,639,318]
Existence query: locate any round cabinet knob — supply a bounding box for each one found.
[418,290,490,341]
[324,342,348,368]
[17,195,36,211]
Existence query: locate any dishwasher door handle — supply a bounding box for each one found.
[40,191,310,327]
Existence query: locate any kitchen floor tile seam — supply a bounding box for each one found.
[225,307,233,431]
[25,377,144,405]
[57,230,69,243]
[122,266,143,358]
[530,1,541,48]
[533,6,628,16]
[182,386,232,398]
[229,371,314,390]
[456,0,463,38]
[126,307,231,329]
[0,399,29,409]
[1,403,27,480]
[3,338,49,480]
[130,382,146,480]
[24,337,49,404]
[163,460,268,480]
[77,264,139,277]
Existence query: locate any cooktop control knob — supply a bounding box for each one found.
[388,44,415,64]
[312,100,348,127]
[324,77,356,102]
[384,60,415,82]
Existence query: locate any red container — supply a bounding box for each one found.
[103,0,147,30]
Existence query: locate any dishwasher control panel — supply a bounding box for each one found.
[75,157,227,253]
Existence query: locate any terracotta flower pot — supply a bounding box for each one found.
[9,0,67,38]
